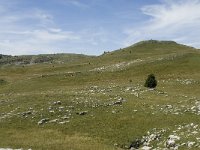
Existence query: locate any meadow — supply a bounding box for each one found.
[0,40,200,150]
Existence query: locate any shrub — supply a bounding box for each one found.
[144,74,157,88]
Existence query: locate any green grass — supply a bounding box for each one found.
[0,40,200,149]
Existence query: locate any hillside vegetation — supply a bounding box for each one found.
[0,40,200,150]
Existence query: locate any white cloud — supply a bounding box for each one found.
[56,0,89,9]
[0,1,83,55]
[48,28,62,33]
[0,0,111,55]
[32,30,80,41]
[0,28,81,55]
[124,0,200,48]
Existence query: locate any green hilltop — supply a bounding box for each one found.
[0,40,200,150]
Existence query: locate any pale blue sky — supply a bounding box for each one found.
[0,0,200,55]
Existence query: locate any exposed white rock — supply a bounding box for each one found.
[166,135,180,148]
[38,118,49,125]
[53,101,61,105]
[49,119,58,123]
[76,111,88,115]
[58,121,69,124]
[169,135,180,141]
[187,141,195,148]
[166,139,176,148]
[61,116,69,119]
[141,146,152,150]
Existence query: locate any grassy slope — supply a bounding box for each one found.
[0,40,200,149]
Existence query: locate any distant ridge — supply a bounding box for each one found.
[0,53,94,65]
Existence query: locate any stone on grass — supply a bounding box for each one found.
[76,111,88,115]
[61,116,69,119]
[141,146,152,150]
[38,118,49,125]
[53,101,61,105]
[129,139,142,149]
[187,141,195,148]
[58,121,69,124]
[49,119,58,123]
[166,139,176,148]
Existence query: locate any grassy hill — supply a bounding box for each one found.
[0,40,200,150]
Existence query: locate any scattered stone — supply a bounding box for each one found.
[166,139,176,148]
[187,141,195,148]
[112,110,116,114]
[58,121,69,124]
[166,135,180,148]
[76,111,88,115]
[166,105,173,109]
[61,115,70,120]
[168,135,180,141]
[49,119,58,123]
[53,101,61,105]
[38,118,49,125]
[129,139,142,149]
[49,110,55,113]
[140,146,152,150]
[21,111,32,116]
[133,92,139,98]
[113,100,122,105]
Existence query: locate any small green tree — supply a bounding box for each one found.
[144,74,157,88]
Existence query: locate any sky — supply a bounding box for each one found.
[0,0,200,56]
